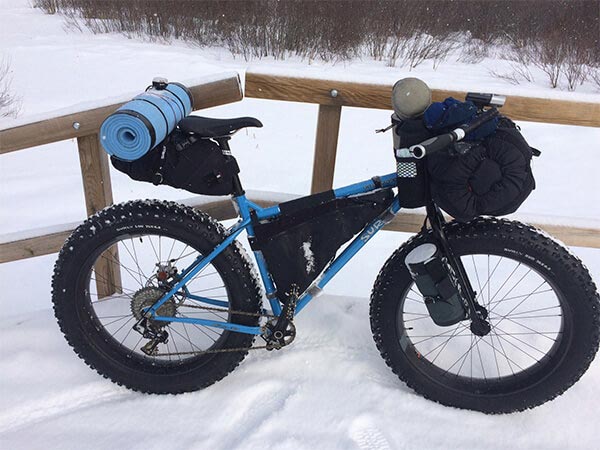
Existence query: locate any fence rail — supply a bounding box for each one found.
[1,71,599,270]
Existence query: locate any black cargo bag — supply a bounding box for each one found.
[427,118,537,222]
[251,189,394,302]
[111,131,240,196]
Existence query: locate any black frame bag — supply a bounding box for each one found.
[111,131,240,196]
[251,189,394,301]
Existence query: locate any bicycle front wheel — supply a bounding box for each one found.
[52,200,262,393]
[370,218,600,413]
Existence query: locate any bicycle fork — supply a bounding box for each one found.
[423,203,491,336]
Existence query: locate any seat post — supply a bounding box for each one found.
[215,136,245,197]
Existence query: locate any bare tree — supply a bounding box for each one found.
[0,57,21,118]
[589,67,600,91]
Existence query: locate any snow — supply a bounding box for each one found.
[302,240,316,273]
[1,0,600,448]
[2,295,600,450]
[0,221,81,244]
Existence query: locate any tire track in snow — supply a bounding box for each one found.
[0,384,130,433]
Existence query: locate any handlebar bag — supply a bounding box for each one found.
[427,117,536,222]
[250,189,394,303]
[110,130,240,196]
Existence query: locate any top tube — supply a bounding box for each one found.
[242,172,397,221]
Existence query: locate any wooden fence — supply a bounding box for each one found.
[1,71,599,270]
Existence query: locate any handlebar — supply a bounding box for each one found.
[399,107,500,159]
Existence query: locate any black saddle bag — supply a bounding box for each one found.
[111,131,240,196]
[251,189,394,302]
[427,117,537,221]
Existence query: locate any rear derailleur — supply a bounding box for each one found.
[133,317,169,356]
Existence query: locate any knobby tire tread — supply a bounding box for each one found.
[369,217,600,413]
[52,200,263,394]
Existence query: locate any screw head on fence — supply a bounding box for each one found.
[72,122,81,130]
[330,89,338,98]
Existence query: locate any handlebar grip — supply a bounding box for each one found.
[403,108,500,159]
[409,131,461,158]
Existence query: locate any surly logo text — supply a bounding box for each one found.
[360,219,385,244]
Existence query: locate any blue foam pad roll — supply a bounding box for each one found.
[100,82,193,161]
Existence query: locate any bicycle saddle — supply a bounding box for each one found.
[178,116,263,138]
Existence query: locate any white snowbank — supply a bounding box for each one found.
[1,297,599,450]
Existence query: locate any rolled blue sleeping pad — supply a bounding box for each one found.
[100,81,193,161]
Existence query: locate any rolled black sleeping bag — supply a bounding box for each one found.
[427,120,536,222]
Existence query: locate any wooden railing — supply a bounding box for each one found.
[0,71,599,270]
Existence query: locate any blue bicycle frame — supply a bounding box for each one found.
[147,172,400,336]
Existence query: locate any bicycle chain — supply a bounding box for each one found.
[153,302,277,356]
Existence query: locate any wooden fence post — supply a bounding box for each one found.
[311,104,342,194]
[77,134,122,298]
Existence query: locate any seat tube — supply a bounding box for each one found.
[232,194,282,316]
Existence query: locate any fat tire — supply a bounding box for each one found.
[370,217,600,413]
[52,200,262,394]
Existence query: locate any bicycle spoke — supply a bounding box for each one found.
[488,333,502,378]
[129,238,149,284]
[496,304,560,317]
[475,338,487,382]
[409,323,470,345]
[101,315,131,328]
[492,316,559,343]
[487,288,554,308]
[167,237,177,262]
[471,255,484,299]
[148,235,161,263]
[430,324,469,364]
[81,228,238,363]
[486,261,522,307]
[488,267,534,315]
[404,249,563,382]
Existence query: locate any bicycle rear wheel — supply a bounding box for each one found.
[370,218,600,413]
[52,200,262,393]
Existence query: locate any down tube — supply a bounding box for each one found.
[295,196,401,313]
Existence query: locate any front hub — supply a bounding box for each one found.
[470,304,491,336]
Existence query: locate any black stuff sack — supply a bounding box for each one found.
[427,118,537,222]
[251,189,394,302]
[111,131,240,196]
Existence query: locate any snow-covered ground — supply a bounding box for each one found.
[1,1,600,448]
